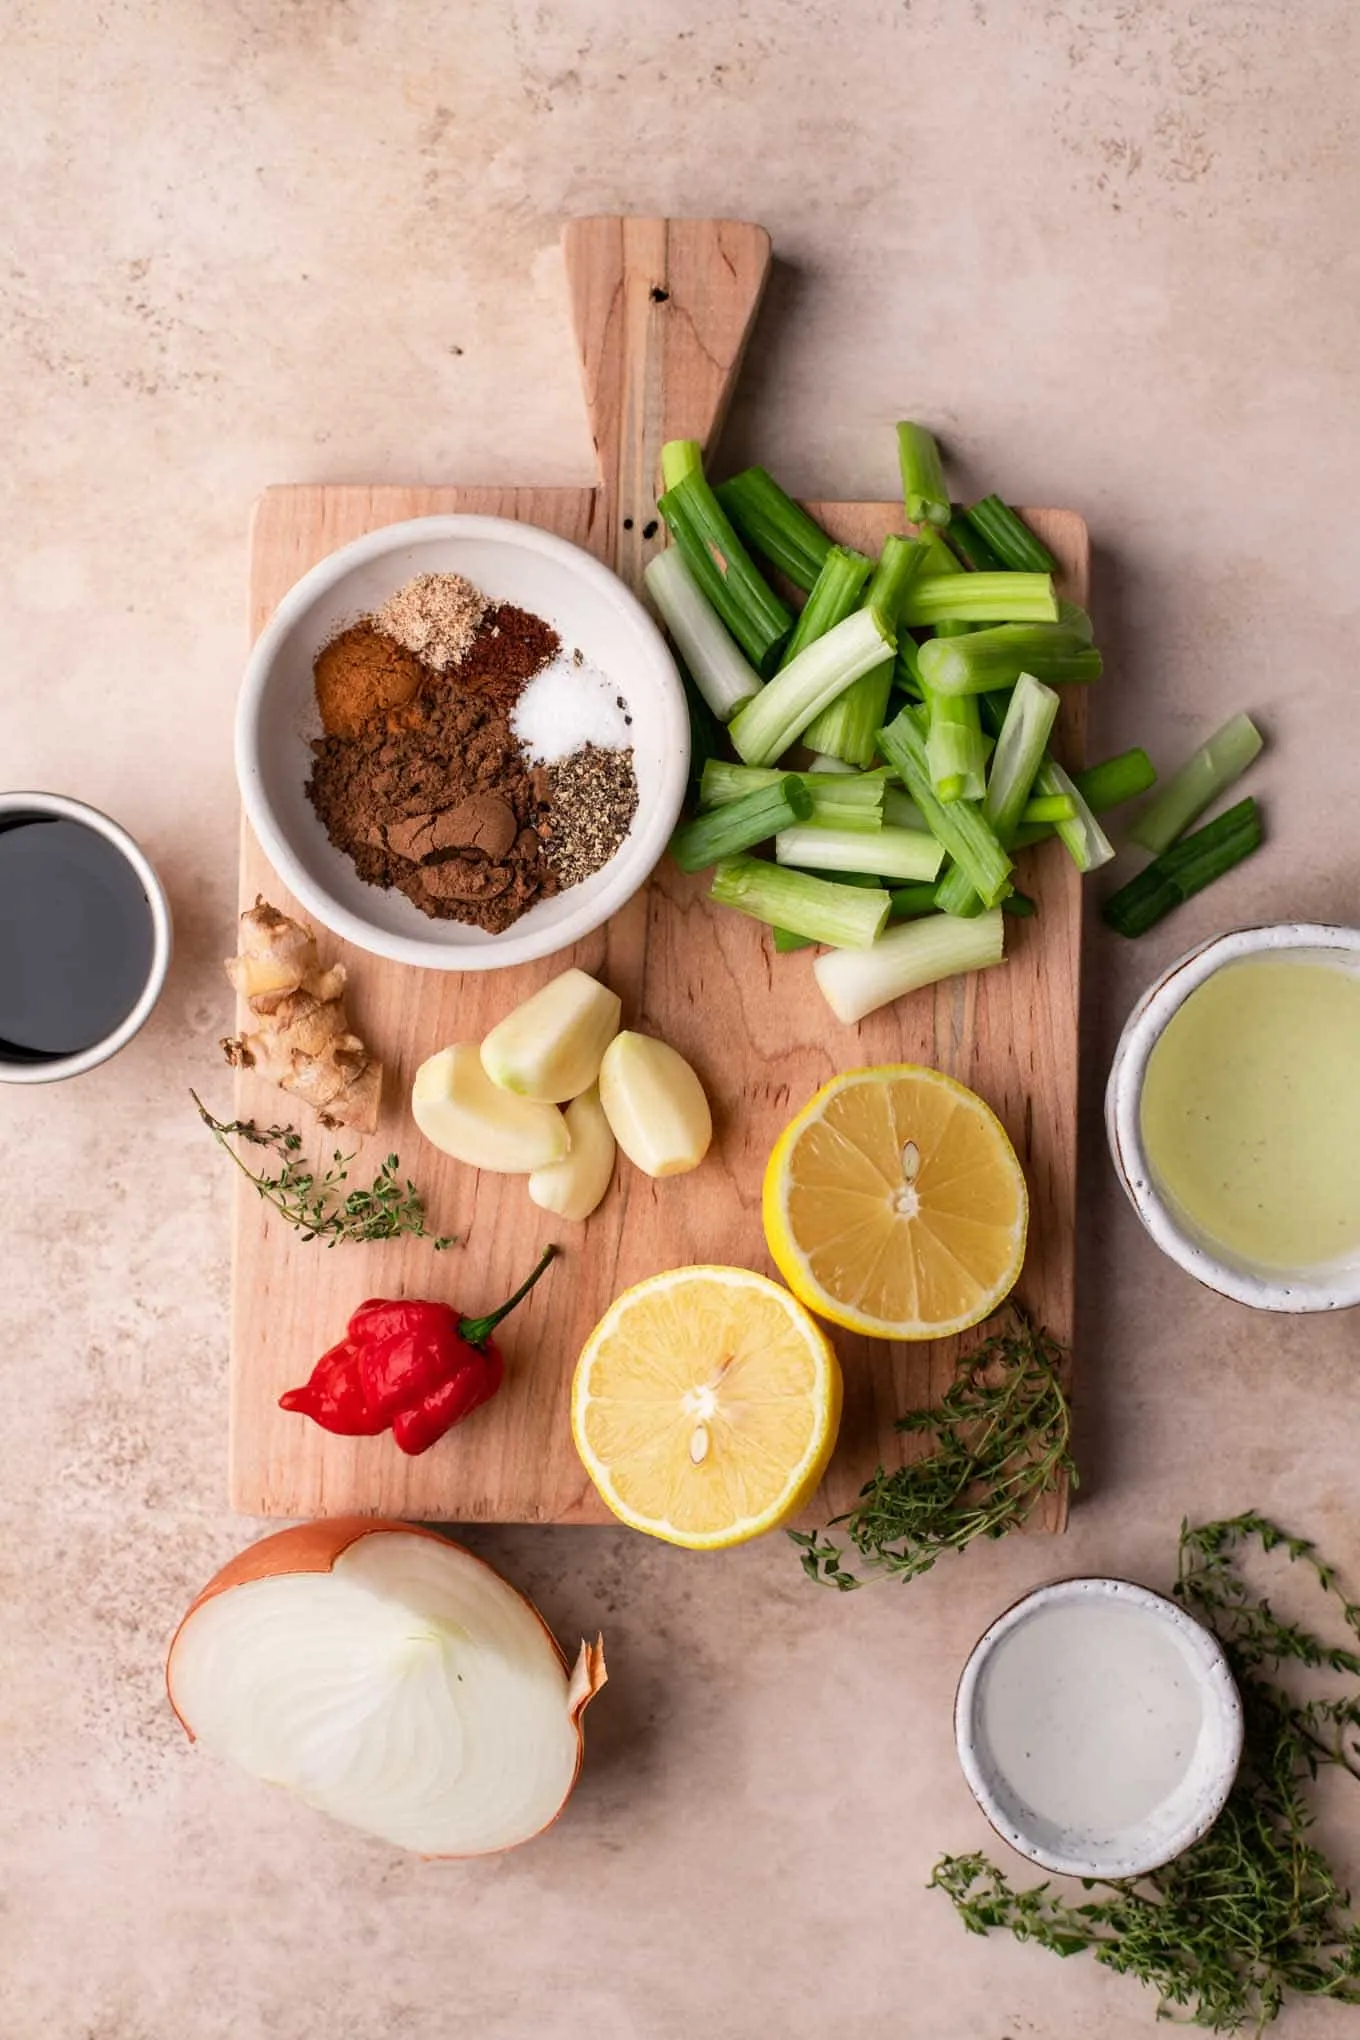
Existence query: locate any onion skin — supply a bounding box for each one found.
[167,1517,606,1856]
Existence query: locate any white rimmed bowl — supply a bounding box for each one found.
[1106,922,1360,1312]
[236,516,689,972]
[0,791,172,1083]
[955,1576,1243,1880]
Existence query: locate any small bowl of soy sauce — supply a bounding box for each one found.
[0,793,172,1083]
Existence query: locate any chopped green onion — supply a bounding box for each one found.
[660,439,703,489]
[1129,711,1264,854]
[807,751,858,774]
[778,545,872,669]
[877,707,1013,909]
[1022,793,1075,824]
[656,469,793,677]
[964,496,1059,574]
[1035,758,1115,873]
[933,862,988,918]
[678,660,722,807]
[901,574,1059,629]
[711,858,889,950]
[775,823,944,884]
[983,673,1061,840]
[699,761,885,811]
[1103,798,1263,937]
[669,775,811,874]
[946,513,1005,572]
[772,871,881,953]
[1011,747,1157,846]
[896,422,952,530]
[914,527,966,577]
[895,634,927,700]
[888,881,941,921]
[1057,600,1095,642]
[925,688,988,803]
[803,537,925,765]
[882,786,927,832]
[644,547,764,721]
[917,623,1101,696]
[712,468,833,593]
[728,607,896,766]
[805,799,884,833]
[814,909,1005,1024]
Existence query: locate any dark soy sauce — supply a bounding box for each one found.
[0,816,155,1060]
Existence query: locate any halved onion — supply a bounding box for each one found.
[167,1519,606,1856]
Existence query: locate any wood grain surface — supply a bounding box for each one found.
[228,218,1085,1526]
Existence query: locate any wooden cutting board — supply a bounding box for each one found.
[229,217,1085,1527]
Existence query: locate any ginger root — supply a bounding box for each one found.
[222,898,382,1134]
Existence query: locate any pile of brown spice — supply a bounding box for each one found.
[307,601,563,933]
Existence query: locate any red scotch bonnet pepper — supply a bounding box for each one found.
[279,1245,556,1455]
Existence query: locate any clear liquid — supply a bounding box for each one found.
[1139,956,1360,1270]
[0,817,155,1058]
[978,1600,1204,1835]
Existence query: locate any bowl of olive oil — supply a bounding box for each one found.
[1106,923,1360,1311]
[0,793,171,1083]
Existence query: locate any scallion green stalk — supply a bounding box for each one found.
[896,422,952,530]
[1057,600,1095,642]
[656,469,793,677]
[728,607,896,766]
[946,513,1005,572]
[933,863,988,918]
[925,688,988,803]
[983,673,1061,839]
[888,881,941,920]
[660,439,703,489]
[803,536,927,764]
[964,497,1059,573]
[814,910,1005,1024]
[644,547,764,722]
[901,573,1059,628]
[877,707,1014,908]
[882,786,927,831]
[1010,747,1157,847]
[1103,798,1263,938]
[699,761,884,811]
[917,623,1101,695]
[1129,712,1263,854]
[772,871,881,953]
[914,527,965,577]
[1034,758,1115,873]
[669,775,811,874]
[895,634,927,700]
[778,546,872,669]
[711,858,889,950]
[712,468,833,592]
[1022,793,1076,824]
[775,823,944,884]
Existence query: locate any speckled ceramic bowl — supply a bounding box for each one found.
[1105,922,1360,1311]
[955,1577,1243,1881]
[236,515,689,973]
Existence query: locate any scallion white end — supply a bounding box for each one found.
[645,546,764,722]
[813,910,1006,1025]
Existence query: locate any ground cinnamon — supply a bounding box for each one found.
[314,623,426,737]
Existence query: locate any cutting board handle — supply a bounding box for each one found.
[561,216,772,589]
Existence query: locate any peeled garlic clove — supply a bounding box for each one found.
[413,1044,569,1174]
[598,1032,712,1179]
[527,1085,616,1221]
[480,969,623,1103]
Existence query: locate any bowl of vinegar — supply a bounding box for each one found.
[1106,923,1360,1311]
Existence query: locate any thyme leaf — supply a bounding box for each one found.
[789,1310,1075,1588]
[193,1092,454,1250]
[931,1514,1360,2031]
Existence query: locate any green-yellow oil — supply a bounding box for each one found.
[1139,957,1360,1270]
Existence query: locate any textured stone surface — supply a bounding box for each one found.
[3,3,1359,2034]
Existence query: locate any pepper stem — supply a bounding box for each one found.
[458,1244,558,1348]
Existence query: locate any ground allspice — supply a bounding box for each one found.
[314,623,426,738]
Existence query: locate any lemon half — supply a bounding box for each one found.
[571,1266,841,1549]
[763,1065,1028,1341]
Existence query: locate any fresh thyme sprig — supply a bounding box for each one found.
[931,1514,1360,2032]
[193,1092,454,1250]
[789,1310,1075,1589]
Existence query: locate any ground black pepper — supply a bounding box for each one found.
[541,746,639,888]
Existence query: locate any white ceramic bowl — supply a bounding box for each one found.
[1106,922,1360,1312]
[236,515,689,971]
[0,791,172,1083]
[955,1577,1243,1880]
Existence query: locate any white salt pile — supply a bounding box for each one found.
[511,652,633,763]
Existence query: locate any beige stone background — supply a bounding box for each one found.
[3,1,1359,2034]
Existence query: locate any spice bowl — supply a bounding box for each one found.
[955,1577,1243,1881]
[1106,922,1360,1312]
[237,515,689,972]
